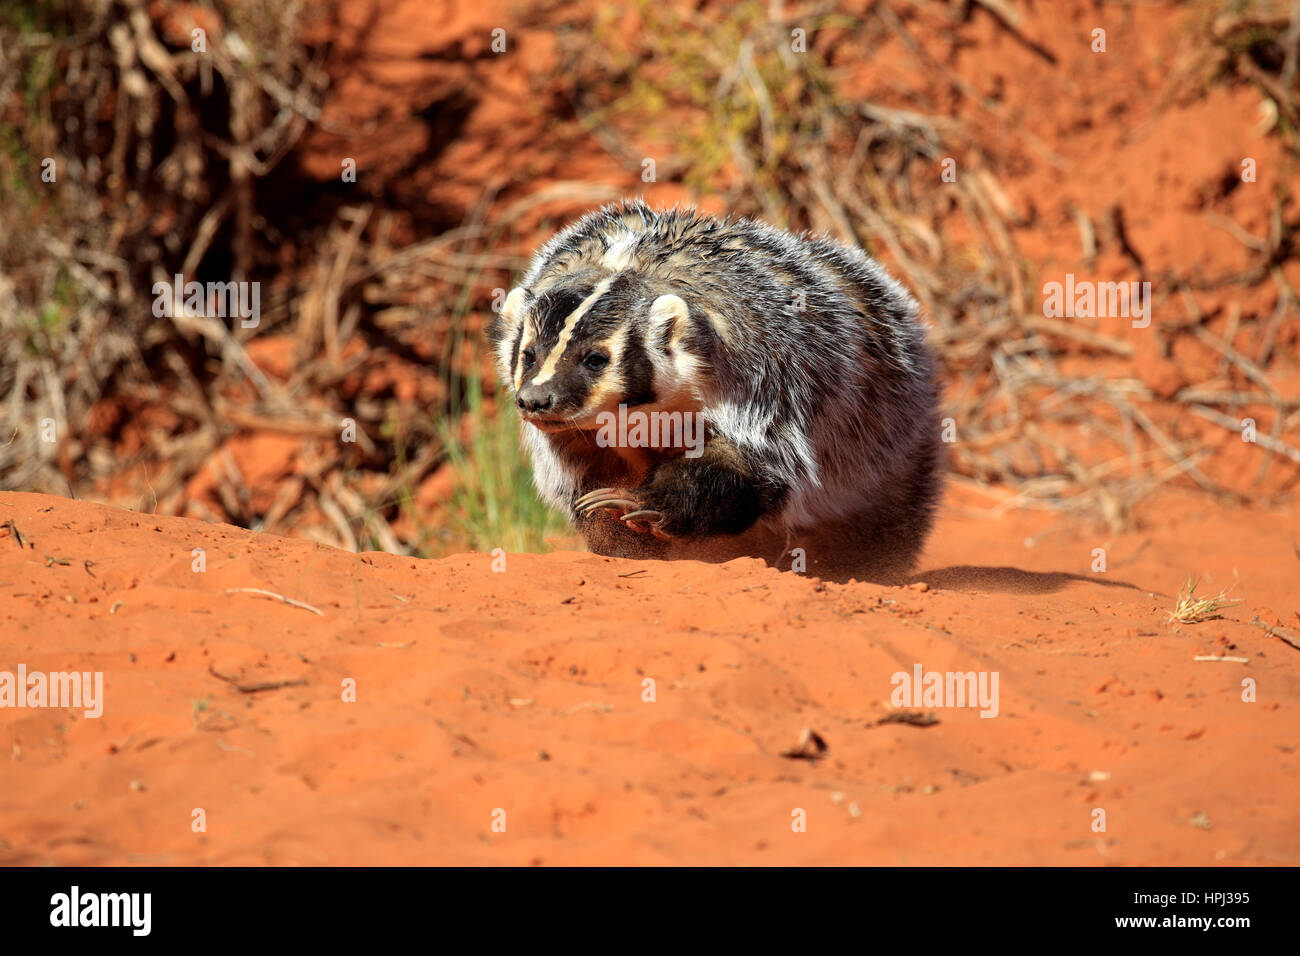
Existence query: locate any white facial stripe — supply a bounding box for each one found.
[531,276,616,386]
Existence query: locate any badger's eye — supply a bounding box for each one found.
[582,352,609,371]
[522,347,536,369]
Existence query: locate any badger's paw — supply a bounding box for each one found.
[573,487,673,540]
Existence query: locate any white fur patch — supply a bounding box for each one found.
[644,294,705,406]
[697,306,733,347]
[647,293,689,342]
[601,234,639,272]
[521,423,577,511]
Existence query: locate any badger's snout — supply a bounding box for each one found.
[516,383,557,415]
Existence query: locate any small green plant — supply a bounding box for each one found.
[438,366,571,555]
[1168,578,1242,625]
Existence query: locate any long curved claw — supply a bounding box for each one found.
[619,509,661,533]
[620,510,671,539]
[573,489,673,539]
[577,494,640,517]
[573,487,617,511]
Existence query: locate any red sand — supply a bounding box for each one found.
[2,488,1297,864]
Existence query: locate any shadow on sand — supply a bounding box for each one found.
[909,565,1150,596]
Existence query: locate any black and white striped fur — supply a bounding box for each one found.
[487,199,943,581]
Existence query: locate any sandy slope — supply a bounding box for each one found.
[1,489,1296,865]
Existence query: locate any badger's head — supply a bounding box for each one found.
[488,271,706,433]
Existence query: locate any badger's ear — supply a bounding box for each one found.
[490,287,529,346]
[502,287,529,327]
[647,293,690,348]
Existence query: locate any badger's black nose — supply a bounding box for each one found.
[516,385,556,414]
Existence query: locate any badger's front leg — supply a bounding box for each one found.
[574,438,775,541]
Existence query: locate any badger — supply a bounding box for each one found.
[487,199,943,581]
